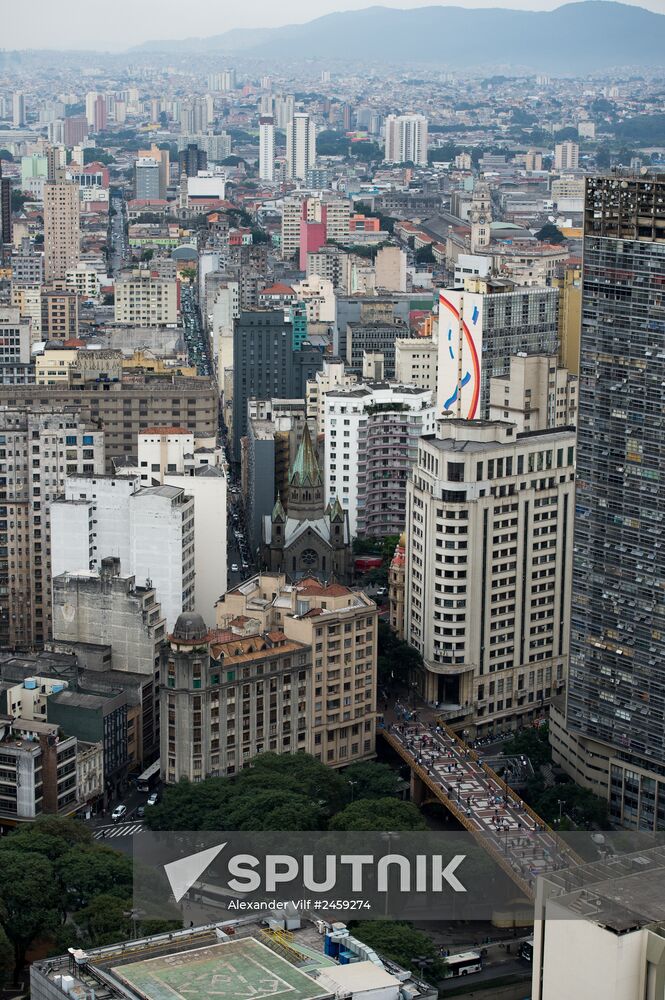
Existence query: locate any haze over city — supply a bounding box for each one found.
[3,0,663,50]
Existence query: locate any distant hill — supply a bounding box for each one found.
[131,2,665,73]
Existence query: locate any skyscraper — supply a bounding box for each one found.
[259,116,275,182]
[0,161,12,252]
[43,170,80,283]
[552,175,665,830]
[12,92,25,127]
[286,113,316,182]
[135,157,161,200]
[383,114,428,166]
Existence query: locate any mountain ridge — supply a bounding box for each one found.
[130,2,665,72]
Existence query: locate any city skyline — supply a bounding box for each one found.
[2,0,662,51]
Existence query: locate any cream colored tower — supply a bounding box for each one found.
[43,169,80,283]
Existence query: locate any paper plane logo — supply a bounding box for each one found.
[164,843,226,902]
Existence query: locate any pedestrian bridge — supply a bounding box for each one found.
[380,719,583,900]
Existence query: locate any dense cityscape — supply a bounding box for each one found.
[0,1,664,997]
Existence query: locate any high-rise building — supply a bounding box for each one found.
[85,91,98,128]
[404,418,574,732]
[43,171,80,283]
[0,408,104,648]
[286,113,317,182]
[134,157,161,200]
[0,161,12,251]
[383,114,428,166]
[178,143,207,177]
[138,144,170,198]
[259,116,275,182]
[51,474,195,631]
[41,285,79,340]
[12,92,25,127]
[10,238,43,287]
[554,140,579,171]
[231,310,324,461]
[92,94,107,133]
[551,175,665,829]
[274,94,294,130]
[324,382,435,538]
[437,279,559,420]
[0,306,32,381]
[114,269,178,326]
[63,115,89,147]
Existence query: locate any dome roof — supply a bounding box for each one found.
[172,612,208,642]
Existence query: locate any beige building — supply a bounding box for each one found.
[161,611,312,782]
[0,375,218,472]
[405,419,575,734]
[35,346,83,384]
[43,173,80,283]
[389,533,406,639]
[553,262,582,374]
[217,574,378,767]
[375,246,407,292]
[489,353,578,432]
[0,408,104,648]
[10,285,42,340]
[114,269,178,326]
[554,140,579,171]
[394,337,438,394]
[41,285,79,340]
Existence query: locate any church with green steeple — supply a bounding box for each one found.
[262,423,352,582]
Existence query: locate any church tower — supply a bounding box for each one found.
[470,177,492,252]
[285,423,325,520]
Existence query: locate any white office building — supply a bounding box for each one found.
[286,113,317,181]
[259,116,275,182]
[50,475,195,631]
[404,419,574,731]
[324,382,435,537]
[384,114,428,166]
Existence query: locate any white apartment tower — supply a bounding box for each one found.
[384,114,428,166]
[50,475,195,631]
[259,116,275,182]
[405,419,575,734]
[286,113,317,181]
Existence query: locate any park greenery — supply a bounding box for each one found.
[503,726,609,828]
[145,753,423,833]
[0,817,179,985]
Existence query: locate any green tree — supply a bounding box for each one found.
[350,921,444,979]
[536,222,566,244]
[502,725,552,768]
[4,815,93,860]
[0,149,13,161]
[415,244,436,265]
[83,148,114,166]
[216,789,325,831]
[141,249,154,262]
[329,798,427,831]
[55,847,133,912]
[0,925,13,988]
[0,850,60,980]
[343,761,403,801]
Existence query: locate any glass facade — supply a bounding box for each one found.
[566,176,665,827]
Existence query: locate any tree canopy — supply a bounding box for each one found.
[329,798,427,832]
[536,221,566,244]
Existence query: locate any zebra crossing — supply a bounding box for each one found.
[93,821,145,839]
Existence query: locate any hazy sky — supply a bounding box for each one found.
[3,0,663,50]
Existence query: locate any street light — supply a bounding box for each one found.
[348,779,357,802]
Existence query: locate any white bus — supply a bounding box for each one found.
[443,950,483,978]
[136,759,160,793]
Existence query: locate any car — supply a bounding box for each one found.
[231,563,239,572]
[147,793,159,807]
[136,805,145,818]
[111,805,127,822]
